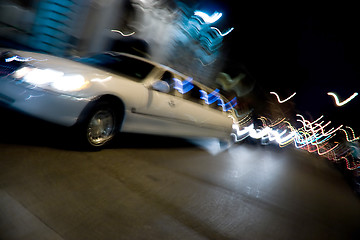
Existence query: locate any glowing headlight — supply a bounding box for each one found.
[51,74,88,91]
[13,67,89,92]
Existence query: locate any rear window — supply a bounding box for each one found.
[75,53,154,81]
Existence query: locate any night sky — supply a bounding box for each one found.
[191,1,360,130]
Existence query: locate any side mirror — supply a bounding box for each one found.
[152,80,170,93]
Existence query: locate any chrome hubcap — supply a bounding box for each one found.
[87,110,115,146]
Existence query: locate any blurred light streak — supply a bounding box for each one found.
[340,126,360,142]
[210,27,234,37]
[258,116,268,126]
[198,88,237,111]
[323,124,343,136]
[232,123,296,146]
[194,57,216,66]
[258,116,286,128]
[232,113,360,170]
[309,141,339,156]
[194,11,222,24]
[217,97,237,112]
[111,29,135,37]
[200,89,220,104]
[337,157,360,170]
[334,143,352,157]
[90,76,112,83]
[296,114,324,132]
[25,94,44,100]
[327,92,358,106]
[231,123,252,142]
[312,134,334,145]
[5,55,47,62]
[270,91,296,103]
[233,110,253,123]
[169,77,237,112]
[270,118,287,127]
[173,77,193,94]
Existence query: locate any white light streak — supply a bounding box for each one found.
[327,92,358,106]
[231,110,360,169]
[5,55,47,62]
[210,27,234,37]
[111,29,135,37]
[270,91,296,103]
[194,11,222,24]
[91,76,112,83]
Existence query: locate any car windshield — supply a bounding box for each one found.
[75,53,154,81]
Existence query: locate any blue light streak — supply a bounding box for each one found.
[200,89,221,104]
[199,88,237,111]
[218,97,237,111]
[171,77,237,112]
[173,77,194,94]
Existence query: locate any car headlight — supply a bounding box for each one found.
[13,67,90,92]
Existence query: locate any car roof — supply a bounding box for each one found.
[103,51,189,77]
[100,51,234,107]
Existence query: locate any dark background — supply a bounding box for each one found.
[193,1,360,130]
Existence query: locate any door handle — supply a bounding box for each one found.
[168,100,175,107]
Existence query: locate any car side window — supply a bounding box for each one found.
[75,53,154,81]
[182,84,202,104]
[159,71,175,95]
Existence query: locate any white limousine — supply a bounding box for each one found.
[0,49,240,149]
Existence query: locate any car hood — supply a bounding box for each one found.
[3,49,130,97]
[6,49,110,78]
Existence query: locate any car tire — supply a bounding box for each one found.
[77,100,121,150]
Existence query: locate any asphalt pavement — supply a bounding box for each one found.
[0,108,360,240]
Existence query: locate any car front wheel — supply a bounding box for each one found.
[77,100,121,149]
[87,108,116,147]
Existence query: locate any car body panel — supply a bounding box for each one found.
[0,75,91,126]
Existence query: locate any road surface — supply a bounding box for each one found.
[0,108,359,240]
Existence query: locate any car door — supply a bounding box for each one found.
[167,75,234,138]
[132,70,181,135]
